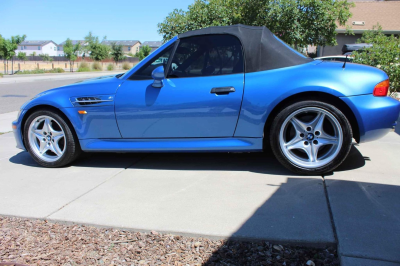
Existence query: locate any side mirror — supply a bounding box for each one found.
[151,66,164,88]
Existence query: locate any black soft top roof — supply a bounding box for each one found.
[178,24,312,73]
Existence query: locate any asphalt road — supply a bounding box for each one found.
[0,78,84,114]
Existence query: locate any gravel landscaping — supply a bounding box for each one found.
[1,216,339,266]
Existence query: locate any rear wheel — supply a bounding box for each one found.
[270,101,352,175]
[24,109,81,167]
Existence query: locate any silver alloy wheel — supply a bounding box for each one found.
[28,115,66,162]
[279,107,343,169]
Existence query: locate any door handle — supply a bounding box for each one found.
[210,86,236,95]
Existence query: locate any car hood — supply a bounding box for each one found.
[22,75,124,110]
[73,73,124,84]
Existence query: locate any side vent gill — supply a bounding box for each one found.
[70,95,114,107]
[75,97,102,105]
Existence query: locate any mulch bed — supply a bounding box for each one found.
[1,216,338,265]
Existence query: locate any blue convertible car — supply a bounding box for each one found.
[12,25,400,174]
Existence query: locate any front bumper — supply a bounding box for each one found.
[12,110,27,151]
[341,94,400,143]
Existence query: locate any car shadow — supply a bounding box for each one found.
[9,144,366,176]
[202,176,400,265]
[145,84,162,106]
[395,116,400,136]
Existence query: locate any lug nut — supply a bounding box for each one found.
[44,132,47,135]
[315,131,320,136]
[300,133,305,138]
[42,138,45,141]
[304,141,309,145]
[306,127,312,131]
[313,140,318,145]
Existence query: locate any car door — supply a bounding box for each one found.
[115,34,244,138]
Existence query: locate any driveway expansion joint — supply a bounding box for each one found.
[341,254,400,264]
[321,175,339,244]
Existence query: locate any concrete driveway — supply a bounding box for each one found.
[1,130,399,265]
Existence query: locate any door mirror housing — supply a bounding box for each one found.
[151,66,164,88]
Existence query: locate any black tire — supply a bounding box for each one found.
[24,109,81,167]
[269,100,353,175]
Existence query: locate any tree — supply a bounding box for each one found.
[84,31,110,61]
[0,34,4,73]
[110,42,125,63]
[135,45,151,60]
[17,52,27,61]
[352,25,400,93]
[158,0,354,48]
[10,35,26,74]
[0,34,4,58]
[31,52,36,57]
[63,38,81,72]
[0,34,26,74]
[40,53,53,62]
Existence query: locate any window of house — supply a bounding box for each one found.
[38,46,41,50]
[24,46,27,49]
[129,44,174,80]
[128,47,131,51]
[54,47,56,51]
[167,35,243,78]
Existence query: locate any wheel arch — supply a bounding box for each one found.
[20,104,81,149]
[263,91,360,144]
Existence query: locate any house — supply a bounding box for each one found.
[57,40,87,57]
[102,40,141,54]
[318,1,400,56]
[141,41,163,52]
[15,40,58,56]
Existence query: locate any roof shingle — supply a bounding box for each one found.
[337,1,400,31]
[141,41,162,48]
[19,40,56,46]
[102,40,140,46]
[59,40,86,46]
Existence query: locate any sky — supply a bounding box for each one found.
[0,0,193,44]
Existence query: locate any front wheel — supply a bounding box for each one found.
[24,109,81,167]
[270,101,353,175]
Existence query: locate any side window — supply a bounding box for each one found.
[168,35,243,78]
[129,44,174,80]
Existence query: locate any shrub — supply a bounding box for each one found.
[48,68,65,73]
[92,61,102,71]
[15,68,65,75]
[0,73,3,78]
[353,24,400,93]
[122,62,131,70]
[107,64,115,71]
[78,67,90,72]
[16,69,46,74]
[39,54,53,62]
[78,62,90,72]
